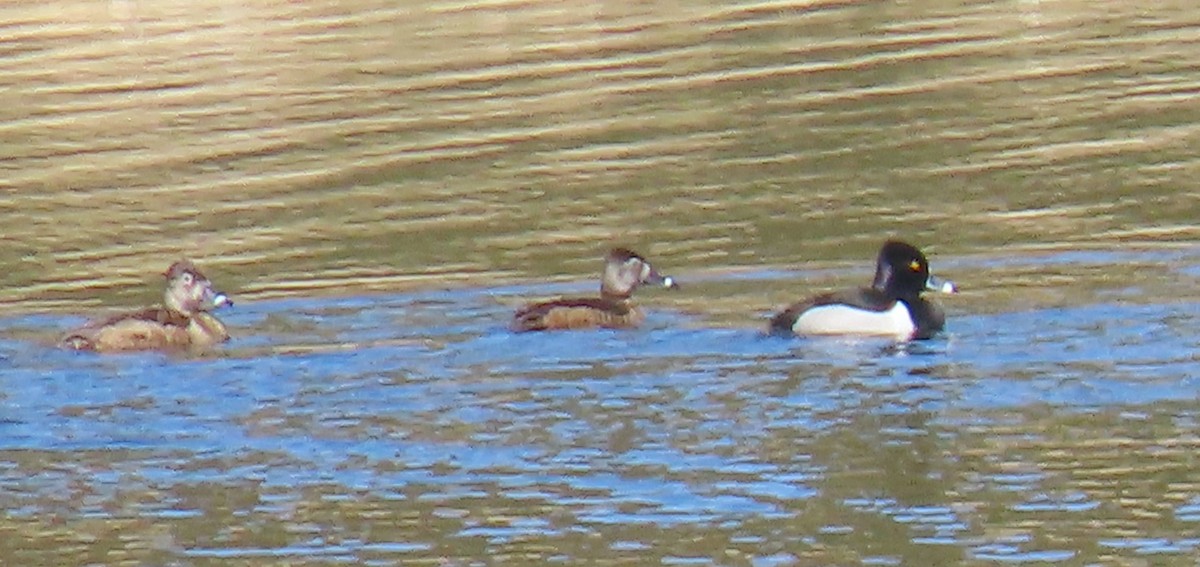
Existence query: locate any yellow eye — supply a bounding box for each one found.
[908,260,921,271]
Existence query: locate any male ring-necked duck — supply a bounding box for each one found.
[511,248,679,332]
[61,259,233,352]
[769,240,956,340]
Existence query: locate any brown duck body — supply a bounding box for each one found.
[61,308,229,352]
[511,297,644,332]
[60,259,232,353]
[510,248,677,333]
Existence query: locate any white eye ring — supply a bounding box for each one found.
[181,273,194,285]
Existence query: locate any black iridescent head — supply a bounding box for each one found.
[871,240,955,298]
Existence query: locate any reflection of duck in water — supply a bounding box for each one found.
[769,240,956,340]
[61,260,233,352]
[511,248,679,332]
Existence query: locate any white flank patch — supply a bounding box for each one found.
[793,302,915,339]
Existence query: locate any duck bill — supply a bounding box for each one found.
[644,270,680,290]
[926,275,956,294]
[206,286,234,309]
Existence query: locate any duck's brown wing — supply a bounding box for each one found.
[511,297,640,332]
[61,308,192,352]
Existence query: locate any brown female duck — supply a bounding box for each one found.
[61,260,232,352]
[511,248,679,332]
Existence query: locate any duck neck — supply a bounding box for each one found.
[871,263,892,292]
[164,292,193,317]
[600,287,632,302]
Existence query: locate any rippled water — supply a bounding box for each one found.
[2,0,1199,308]
[3,0,1200,564]
[4,247,1200,564]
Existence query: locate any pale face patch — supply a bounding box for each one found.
[637,261,651,282]
[793,302,916,340]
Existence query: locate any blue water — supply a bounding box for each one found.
[2,249,1199,564]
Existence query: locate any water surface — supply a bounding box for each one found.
[2,0,1200,564]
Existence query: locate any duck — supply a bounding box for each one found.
[61,259,233,352]
[769,240,956,340]
[511,248,679,332]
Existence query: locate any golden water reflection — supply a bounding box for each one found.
[4,2,1200,563]
[1,0,1197,313]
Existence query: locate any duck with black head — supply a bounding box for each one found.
[769,240,956,340]
[61,259,233,353]
[511,248,679,332]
